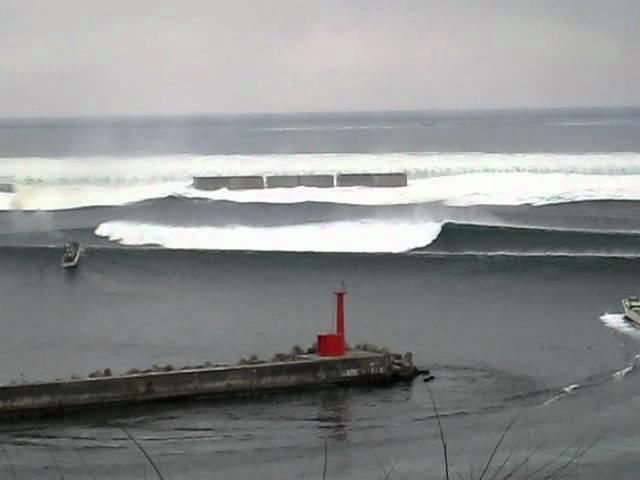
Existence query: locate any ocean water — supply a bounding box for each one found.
[2,109,640,478]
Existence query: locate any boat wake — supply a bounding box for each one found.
[539,317,640,408]
[540,359,640,407]
[599,313,640,340]
[541,383,582,407]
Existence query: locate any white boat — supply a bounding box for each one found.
[61,242,81,268]
[622,297,640,325]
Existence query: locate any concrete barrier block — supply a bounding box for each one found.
[299,175,334,188]
[227,176,264,190]
[265,176,300,188]
[263,175,335,189]
[336,173,407,188]
[193,176,265,190]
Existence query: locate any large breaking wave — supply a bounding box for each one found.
[95,220,444,253]
[4,152,640,210]
[93,220,640,255]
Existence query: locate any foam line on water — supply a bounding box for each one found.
[9,182,189,211]
[94,220,444,253]
[181,173,640,207]
[5,152,640,184]
[8,164,640,211]
[612,365,634,381]
[540,383,582,407]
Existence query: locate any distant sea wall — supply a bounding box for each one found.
[336,173,407,188]
[193,173,407,191]
[192,176,264,190]
[265,175,334,188]
[0,184,14,193]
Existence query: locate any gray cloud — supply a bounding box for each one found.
[1,0,639,117]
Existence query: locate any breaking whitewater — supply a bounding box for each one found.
[4,152,640,256]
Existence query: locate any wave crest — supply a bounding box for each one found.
[6,152,640,210]
[94,220,443,253]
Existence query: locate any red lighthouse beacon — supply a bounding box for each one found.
[317,282,347,357]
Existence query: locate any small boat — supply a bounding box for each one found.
[61,241,81,268]
[622,296,640,325]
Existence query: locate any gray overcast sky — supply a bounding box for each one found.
[1,0,639,117]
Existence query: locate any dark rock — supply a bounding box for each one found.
[271,353,291,362]
[290,345,304,356]
[247,355,263,365]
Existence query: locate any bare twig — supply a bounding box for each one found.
[121,428,165,480]
[384,458,402,480]
[518,435,588,480]
[47,446,65,480]
[477,410,524,480]
[322,439,328,480]
[487,438,522,480]
[426,384,449,480]
[367,445,405,480]
[0,443,16,480]
[447,431,474,477]
[75,448,97,480]
[498,440,545,480]
[545,431,607,480]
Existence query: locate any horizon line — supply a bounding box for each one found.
[1,105,640,123]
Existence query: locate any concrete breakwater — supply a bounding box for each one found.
[192,172,408,190]
[0,350,419,418]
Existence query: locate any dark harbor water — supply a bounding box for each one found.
[1,109,640,478]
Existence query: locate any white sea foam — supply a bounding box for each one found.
[613,365,634,381]
[10,182,188,211]
[562,383,581,393]
[599,313,640,340]
[9,171,640,211]
[6,152,640,210]
[94,220,443,253]
[541,383,582,407]
[0,193,16,211]
[181,173,640,207]
[4,152,640,184]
